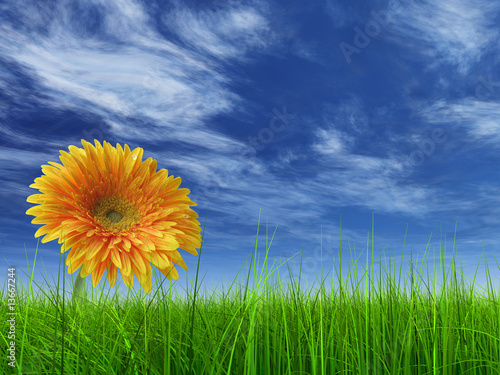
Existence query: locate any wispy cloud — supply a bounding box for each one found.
[161,1,275,61]
[418,98,500,145]
[0,0,277,146]
[385,0,500,74]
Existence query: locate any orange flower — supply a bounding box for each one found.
[26,139,202,293]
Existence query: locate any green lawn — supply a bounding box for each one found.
[2,212,500,374]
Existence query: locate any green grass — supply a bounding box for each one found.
[2,210,500,374]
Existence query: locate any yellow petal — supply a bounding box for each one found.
[92,263,106,287]
[130,251,146,275]
[139,227,163,238]
[119,252,131,276]
[107,263,118,287]
[86,240,105,261]
[110,248,123,269]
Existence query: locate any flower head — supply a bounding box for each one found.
[26,139,202,293]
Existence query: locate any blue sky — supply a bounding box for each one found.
[1,0,500,302]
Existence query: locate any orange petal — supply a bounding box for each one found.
[107,263,118,287]
[131,261,152,293]
[81,254,101,276]
[120,269,134,289]
[130,250,146,275]
[139,227,163,238]
[66,246,86,271]
[26,194,46,204]
[110,248,123,269]
[34,225,56,239]
[122,237,131,250]
[86,239,105,261]
[144,251,168,269]
[119,252,131,276]
[92,262,106,287]
[160,265,179,280]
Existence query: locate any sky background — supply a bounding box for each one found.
[1,0,500,303]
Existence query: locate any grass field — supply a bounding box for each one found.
[2,212,500,374]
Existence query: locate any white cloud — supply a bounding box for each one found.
[0,0,277,150]
[385,0,500,74]
[418,98,500,145]
[312,128,351,155]
[311,97,370,156]
[161,3,275,61]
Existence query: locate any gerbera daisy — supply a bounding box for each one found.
[26,139,202,293]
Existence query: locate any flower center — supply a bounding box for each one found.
[92,196,140,231]
[106,210,123,223]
